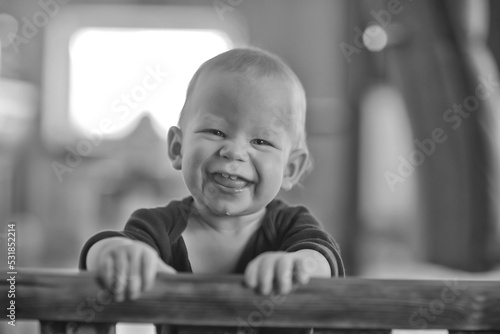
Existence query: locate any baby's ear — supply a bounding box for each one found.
[167,126,183,170]
[281,148,308,191]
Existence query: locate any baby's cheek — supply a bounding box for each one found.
[258,158,285,189]
[183,149,206,186]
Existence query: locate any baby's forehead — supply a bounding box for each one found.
[202,68,293,96]
[181,68,305,141]
[201,70,297,114]
[197,107,295,129]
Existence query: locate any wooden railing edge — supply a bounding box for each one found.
[2,268,500,332]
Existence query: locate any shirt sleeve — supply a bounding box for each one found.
[78,208,172,270]
[78,230,129,270]
[276,205,345,277]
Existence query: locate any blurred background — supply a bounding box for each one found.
[1,0,500,332]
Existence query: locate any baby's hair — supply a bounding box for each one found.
[179,47,313,183]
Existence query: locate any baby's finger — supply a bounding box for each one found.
[142,251,157,292]
[275,257,293,294]
[112,252,128,302]
[157,260,177,275]
[244,259,259,289]
[256,257,274,295]
[293,258,311,285]
[126,251,142,300]
[98,255,114,290]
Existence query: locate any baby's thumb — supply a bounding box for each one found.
[157,260,177,274]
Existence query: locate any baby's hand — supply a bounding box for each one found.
[244,250,330,295]
[88,238,176,302]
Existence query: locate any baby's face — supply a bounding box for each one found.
[179,71,296,217]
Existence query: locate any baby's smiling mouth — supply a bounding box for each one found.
[211,172,252,190]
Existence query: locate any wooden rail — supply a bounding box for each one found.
[2,269,500,333]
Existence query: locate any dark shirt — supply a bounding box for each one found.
[79,196,344,334]
[79,196,344,276]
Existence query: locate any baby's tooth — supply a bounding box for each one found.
[221,173,229,178]
[229,175,237,180]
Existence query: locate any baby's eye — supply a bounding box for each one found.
[251,138,273,147]
[206,129,225,137]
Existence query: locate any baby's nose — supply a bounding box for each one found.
[219,140,249,162]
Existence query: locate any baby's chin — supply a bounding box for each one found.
[192,194,257,217]
[201,200,247,217]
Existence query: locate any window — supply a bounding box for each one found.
[69,28,232,139]
[42,4,246,147]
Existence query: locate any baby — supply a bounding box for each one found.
[79,48,344,304]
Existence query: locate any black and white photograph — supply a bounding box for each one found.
[1,0,500,333]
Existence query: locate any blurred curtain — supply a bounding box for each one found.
[350,0,498,271]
